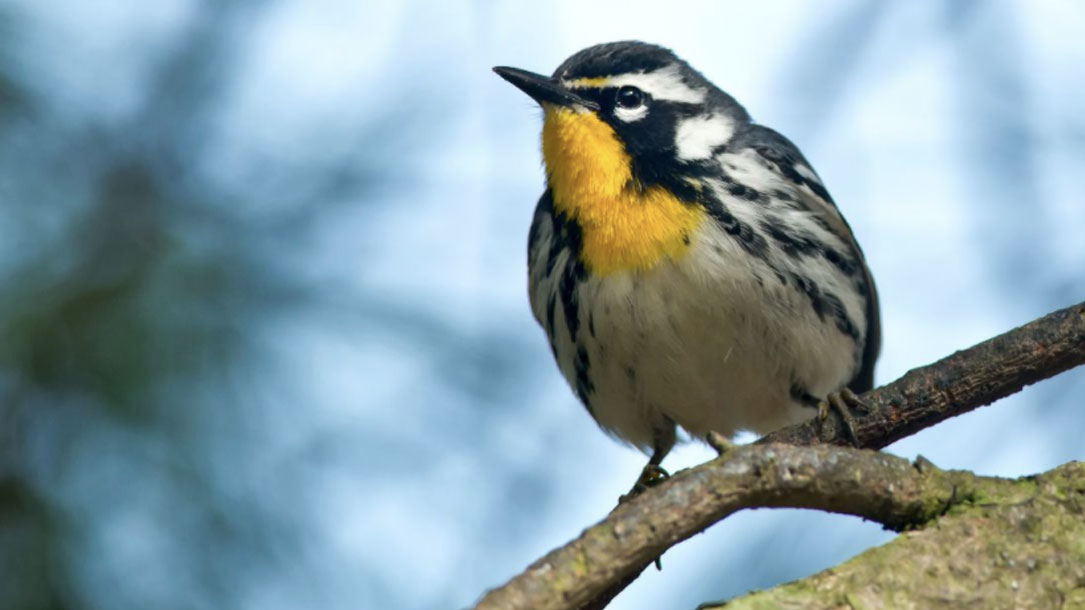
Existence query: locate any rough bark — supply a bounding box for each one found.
[762,300,1085,448]
[477,446,1001,610]
[472,301,1085,610]
[705,461,1085,610]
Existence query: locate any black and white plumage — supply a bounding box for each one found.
[496,41,880,467]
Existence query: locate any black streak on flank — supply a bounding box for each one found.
[755,146,834,202]
[763,221,819,259]
[528,191,551,259]
[559,260,585,342]
[802,173,833,203]
[822,246,857,276]
[542,195,585,278]
[771,188,796,203]
[789,272,826,319]
[545,293,557,338]
[546,217,574,276]
[545,293,558,357]
[822,291,861,340]
[538,192,590,343]
[808,214,835,235]
[728,183,765,203]
[763,217,859,278]
[707,201,769,259]
[789,272,861,342]
[574,345,595,414]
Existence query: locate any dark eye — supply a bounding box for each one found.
[615,85,644,109]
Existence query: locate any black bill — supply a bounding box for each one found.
[492,66,599,110]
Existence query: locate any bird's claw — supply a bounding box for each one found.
[619,463,670,503]
[706,431,734,457]
[817,388,870,446]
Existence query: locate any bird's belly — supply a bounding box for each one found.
[569,229,858,449]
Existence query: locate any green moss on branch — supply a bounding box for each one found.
[706,462,1085,610]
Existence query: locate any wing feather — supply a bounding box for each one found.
[735,125,881,391]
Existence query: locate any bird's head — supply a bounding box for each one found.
[494,41,749,201]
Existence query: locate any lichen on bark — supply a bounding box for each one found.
[707,461,1085,610]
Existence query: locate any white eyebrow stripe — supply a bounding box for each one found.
[564,64,707,104]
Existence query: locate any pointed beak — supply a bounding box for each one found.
[492,66,599,110]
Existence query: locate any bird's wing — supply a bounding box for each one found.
[735,124,881,392]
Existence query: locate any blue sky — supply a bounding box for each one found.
[2,1,1083,609]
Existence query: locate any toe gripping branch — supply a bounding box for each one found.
[619,431,735,507]
[620,463,670,504]
[619,462,671,571]
[817,388,872,446]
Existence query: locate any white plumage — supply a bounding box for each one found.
[529,170,867,452]
[499,40,879,467]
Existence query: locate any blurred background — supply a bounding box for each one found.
[0,1,1082,609]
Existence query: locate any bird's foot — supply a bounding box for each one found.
[616,463,670,570]
[817,388,871,446]
[706,431,734,457]
[618,463,670,504]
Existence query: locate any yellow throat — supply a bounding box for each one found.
[541,106,705,276]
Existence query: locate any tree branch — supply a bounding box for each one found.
[703,461,1085,609]
[476,445,990,610]
[762,300,1085,449]
[472,300,1085,610]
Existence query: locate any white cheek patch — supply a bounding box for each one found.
[675,114,735,160]
[564,63,707,104]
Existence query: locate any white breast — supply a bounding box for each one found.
[529,195,864,451]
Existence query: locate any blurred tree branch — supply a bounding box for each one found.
[473,300,1085,610]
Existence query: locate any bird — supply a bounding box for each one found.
[494,41,880,489]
